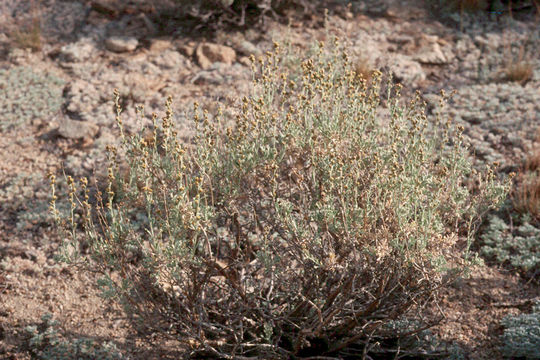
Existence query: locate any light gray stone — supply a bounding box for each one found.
[58,117,99,140]
[105,36,139,53]
[191,70,225,85]
[235,40,262,57]
[385,54,426,87]
[414,42,448,64]
[152,50,187,70]
[63,80,100,120]
[59,38,96,62]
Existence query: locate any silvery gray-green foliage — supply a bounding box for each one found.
[380,319,466,359]
[0,66,64,131]
[0,170,71,235]
[24,313,122,360]
[480,213,540,274]
[51,40,511,358]
[500,301,540,359]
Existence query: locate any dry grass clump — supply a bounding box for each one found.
[10,18,42,52]
[498,44,534,85]
[352,55,375,85]
[9,0,42,52]
[513,128,540,221]
[501,59,534,84]
[50,39,511,358]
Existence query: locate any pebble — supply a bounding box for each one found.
[105,36,139,53]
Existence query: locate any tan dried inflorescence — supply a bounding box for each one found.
[50,38,512,358]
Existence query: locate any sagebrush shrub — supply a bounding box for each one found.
[480,212,540,277]
[24,314,122,360]
[51,40,511,358]
[500,301,540,359]
[478,128,540,280]
[0,66,64,131]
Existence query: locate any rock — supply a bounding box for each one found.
[58,116,99,140]
[191,62,249,85]
[353,34,383,65]
[413,42,448,64]
[235,40,262,57]
[86,9,111,26]
[152,50,186,70]
[64,80,101,120]
[413,35,451,65]
[119,72,163,102]
[94,130,117,150]
[384,54,426,87]
[485,33,501,49]
[191,70,225,85]
[149,38,172,52]
[90,0,120,17]
[7,48,36,65]
[105,36,138,53]
[238,56,252,67]
[59,38,96,62]
[387,34,414,45]
[384,6,400,18]
[65,154,83,173]
[196,43,236,70]
[178,44,195,58]
[473,35,492,48]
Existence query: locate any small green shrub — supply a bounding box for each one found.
[500,301,540,359]
[24,313,122,360]
[0,66,65,131]
[51,40,510,358]
[374,319,467,359]
[480,212,540,276]
[479,129,540,280]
